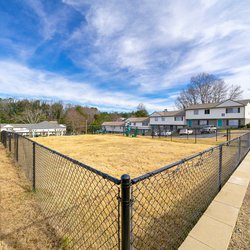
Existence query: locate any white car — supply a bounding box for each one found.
[179,129,193,135]
[200,125,217,134]
[160,130,173,136]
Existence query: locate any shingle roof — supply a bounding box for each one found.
[238,99,250,105]
[185,99,250,110]
[0,121,66,129]
[102,121,125,126]
[151,110,185,117]
[185,103,218,110]
[126,117,149,122]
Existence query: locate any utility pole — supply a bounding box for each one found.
[85,119,88,134]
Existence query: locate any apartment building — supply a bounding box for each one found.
[149,110,186,131]
[185,99,250,128]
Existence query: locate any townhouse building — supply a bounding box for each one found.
[149,110,186,131]
[125,117,150,135]
[102,117,150,134]
[0,121,67,136]
[102,121,125,133]
[185,99,250,128]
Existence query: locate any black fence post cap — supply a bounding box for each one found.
[121,174,130,182]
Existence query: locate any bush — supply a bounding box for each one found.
[247,123,250,129]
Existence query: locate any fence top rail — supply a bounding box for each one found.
[4,131,121,185]
[2,131,249,186]
[131,131,250,184]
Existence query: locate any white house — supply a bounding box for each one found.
[185,99,250,128]
[0,121,67,136]
[102,121,125,133]
[125,117,150,135]
[150,110,186,131]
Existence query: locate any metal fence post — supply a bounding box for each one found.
[194,128,197,144]
[238,137,241,163]
[32,142,36,192]
[121,174,131,250]
[16,134,19,162]
[218,145,223,190]
[9,132,11,152]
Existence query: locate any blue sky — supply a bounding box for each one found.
[0,0,250,112]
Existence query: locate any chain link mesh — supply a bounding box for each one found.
[17,136,34,182]
[131,147,221,249]
[0,130,249,249]
[34,143,121,249]
[1,131,121,249]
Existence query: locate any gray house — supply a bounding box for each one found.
[0,121,66,136]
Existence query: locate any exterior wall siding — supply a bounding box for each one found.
[149,116,186,126]
[102,125,124,133]
[186,107,245,120]
[245,103,250,120]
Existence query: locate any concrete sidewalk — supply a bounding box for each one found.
[179,152,250,250]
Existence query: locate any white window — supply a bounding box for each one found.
[194,110,199,115]
[204,109,210,114]
[175,116,183,121]
[155,117,158,121]
[161,117,165,121]
[226,107,240,113]
[228,120,239,126]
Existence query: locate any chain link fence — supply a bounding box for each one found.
[1,131,249,249]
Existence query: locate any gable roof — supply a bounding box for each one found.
[238,99,250,105]
[102,121,125,126]
[150,110,185,117]
[185,99,250,110]
[126,117,149,122]
[0,121,66,130]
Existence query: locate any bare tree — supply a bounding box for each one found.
[176,73,243,109]
[228,84,243,100]
[18,109,45,123]
[134,103,148,117]
[64,108,87,134]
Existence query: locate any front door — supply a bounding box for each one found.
[187,120,192,127]
[217,119,223,128]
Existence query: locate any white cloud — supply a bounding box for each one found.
[2,0,250,112]
[62,0,250,97]
[0,60,171,111]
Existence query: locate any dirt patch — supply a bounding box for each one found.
[228,182,250,249]
[0,145,62,250]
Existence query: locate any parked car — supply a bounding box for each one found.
[160,130,173,136]
[200,125,217,134]
[179,129,193,135]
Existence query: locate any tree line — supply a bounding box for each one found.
[0,72,244,133]
[0,98,148,134]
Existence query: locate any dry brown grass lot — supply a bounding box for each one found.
[0,144,62,250]
[33,134,212,178]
